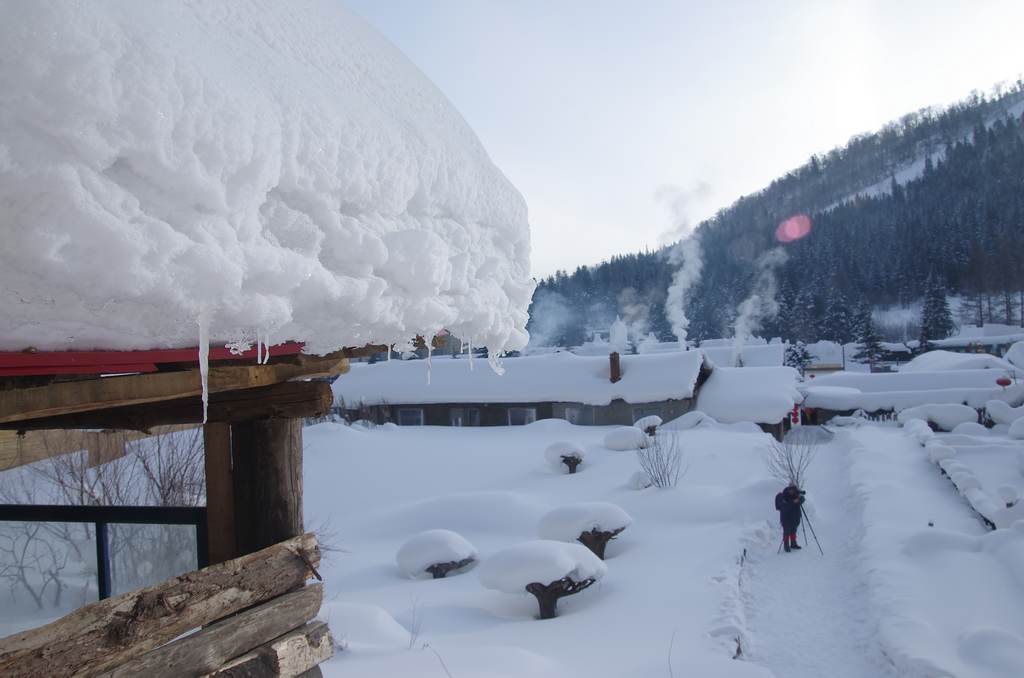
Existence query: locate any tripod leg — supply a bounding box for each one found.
[801,506,824,556]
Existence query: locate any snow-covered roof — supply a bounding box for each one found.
[700,343,785,367]
[332,351,709,407]
[1006,342,1024,369]
[0,1,532,355]
[695,366,802,424]
[801,369,1024,412]
[899,350,1017,373]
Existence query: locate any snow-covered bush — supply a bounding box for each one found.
[478,540,606,619]
[628,470,653,490]
[633,415,662,435]
[662,410,716,431]
[986,400,1024,426]
[544,442,586,475]
[1011,418,1024,440]
[636,432,684,488]
[396,529,477,579]
[764,436,817,489]
[998,485,1019,509]
[897,404,978,432]
[537,502,633,560]
[951,422,989,436]
[604,427,649,451]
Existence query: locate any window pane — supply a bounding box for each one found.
[108,523,198,597]
[0,521,98,636]
[398,408,424,426]
[508,407,537,426]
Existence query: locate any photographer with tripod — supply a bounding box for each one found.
[775,484,805,553]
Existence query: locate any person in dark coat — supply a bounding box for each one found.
[775,484,805,552]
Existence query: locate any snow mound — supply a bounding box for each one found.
[328,602,411,650]
[897,404,978,432]
[395,529,477,579]
[604,427,649,451]
[0,1,532,354]
[926,444,957,463]
[633,415,663,431]
[900,350,1016,373]
[537,502,632,542]
[544,442,586,471]
[662,410,717,430]
[987,400,1024,425]
[951,422,989,436]
[1011,418,1024,440]
[373,491,546,537]
[1006,341,1024,368]
[478,540,607,593]
[628,470,653,490]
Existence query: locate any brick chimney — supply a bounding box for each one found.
[609,352,622,383]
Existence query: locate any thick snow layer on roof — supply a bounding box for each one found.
[395,529,477,579]
[900,350,1017,373]
[701,343,784,367]
[801,370,1024,412]
[537,503,632,542]
[696,366,801,424]
[1007,342,1024,368]
[332,351,708,407]
[0,1,532,354]
[478,540,607,593]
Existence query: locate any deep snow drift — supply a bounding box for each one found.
[0,0,532,354]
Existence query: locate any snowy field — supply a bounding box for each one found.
[303,420,1024,678]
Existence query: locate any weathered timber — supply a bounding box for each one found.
[525,576,597,619]
[0,533,321,678]
[424,557,476,579]
[99,585,323,678]
[0,425,198,471]
[0,381,334,432]
[232,418,303,555]
[205,621,333,678]
[204,422,237,565]
[0,355,346,426]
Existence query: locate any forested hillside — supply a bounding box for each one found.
[529,84,1024,347]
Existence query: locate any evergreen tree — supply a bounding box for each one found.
[919,273,955,350]
[784,341,812,376]
[851,304,885,368]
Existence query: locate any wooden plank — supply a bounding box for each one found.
[99,585,323,678]
[206,621,332,678]
[0,533,321,678]
[232,418,303,556]
[0,356,347,426]
[204,422,236,565]
[0,381,336,432]
[0,425,199,472]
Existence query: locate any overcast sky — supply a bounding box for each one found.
[344,0,1024,278]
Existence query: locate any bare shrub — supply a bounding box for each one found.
[764,429,822,488]
[636,432,685,489]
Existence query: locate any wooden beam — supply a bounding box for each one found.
[0,356,347,426]
[232,418,303,555]
[203,423,236,566]
[206,621,333,678]
[98,585,323,678]
[0,425,199,472]
[0,533,321,678]
[0,381,334,432]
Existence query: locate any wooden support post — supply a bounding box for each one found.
[232,418,303,555]
[203,423,236,565]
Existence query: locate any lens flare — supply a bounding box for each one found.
[775,214,812,243]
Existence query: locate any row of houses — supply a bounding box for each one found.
[332,350,804,439]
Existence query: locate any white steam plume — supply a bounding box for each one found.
[617,287,650,346]
[731,247,788,365]
[657,182,710,349]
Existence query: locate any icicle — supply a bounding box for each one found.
[255,329,263,364]
[197,313,210,424]
[262,332,271,364]
[468,337,475,371]
[487,351,505,376]
[426,340,433,385]
[387,344,393,361]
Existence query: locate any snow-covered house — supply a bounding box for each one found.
[695,366,803,439]
[332,351,713,427]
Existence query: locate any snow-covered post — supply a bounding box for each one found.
[544,442,586,474]
[478,541,607,619]
[538,502,632,560]
[396,529,477,579]
[633,415,662,436]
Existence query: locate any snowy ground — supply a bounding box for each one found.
[305,420,1024,678]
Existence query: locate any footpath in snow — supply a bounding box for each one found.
[742,429,898,678]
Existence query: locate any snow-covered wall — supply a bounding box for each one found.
[0,0,533,354]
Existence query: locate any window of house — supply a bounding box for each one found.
[632,405,663,423]
[397,407,424,426]
[564,406,591,425]
[507,407,537,426]
[449,407,480,427]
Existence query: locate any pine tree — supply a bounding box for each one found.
[852,304,884,368]
[919,273,955,351]
[784,341,812,376]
